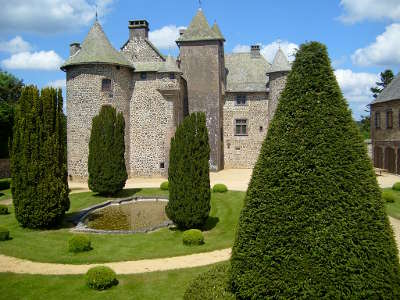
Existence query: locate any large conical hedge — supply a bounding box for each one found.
[10,86,69,228]
[166,112,211,229]
[88,105,127,195]
[230,42,400,298]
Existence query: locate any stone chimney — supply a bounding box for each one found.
[69,42,81,56]
[129,20,149,40]
[251,45,261,58]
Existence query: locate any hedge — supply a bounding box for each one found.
[0,204,8,215]
[85,266,118,290]
[182,229,204,246]
[160,181,169,191]
[212,184,228,193]
[0,227,9,241]
[68,235,91,253]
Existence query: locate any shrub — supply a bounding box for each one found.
[86,266,118,290]
[68,235,92,253]
[0,227,9,241]
[0,179,10,191]
[88,105,127,196]
[184,264,235,300]
[212,184,228,193]
[230,42,400,298]
[10,86,69,228]
[393,182,400,191]
[0,205,8,215]
[166,112,211,229]
[160,181,169,191]
[182,229,204,246]
[383,190,396,203]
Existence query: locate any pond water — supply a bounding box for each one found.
[84,199,170,232]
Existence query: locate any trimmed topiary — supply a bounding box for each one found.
[0,204,8,215]
[182,229,204,246]
[68,235,92,253]
[86,266,118,290]
[166,112,211,229]
[212,184,228,193]
[383,190,396,203]
[184,264,235,300]
[10,86,69,228]
[393,182,400,191]
[0,179,10,191]
[160,181,169,191]
[88,105,127,196]
[230,42,400,298]
[0,227,9,241]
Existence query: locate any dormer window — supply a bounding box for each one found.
[170,73,175,80]
[140,72,147,80]
[101,78,111,92]
[236,94,247,106]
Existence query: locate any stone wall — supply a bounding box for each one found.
[223,92,269,168]
[66,64,133,180]
[268,72,288,118]
[0,159,10,178]
[121,38,164,63]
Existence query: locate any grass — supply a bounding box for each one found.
[0,264,221,300]
[0,188,244,264]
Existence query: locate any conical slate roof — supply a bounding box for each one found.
[211,22,225,41]
[268,48,291,73]
[158,55,181,73]
[61,21,133,70]
[372,74,400,104]
[177,9,222,42]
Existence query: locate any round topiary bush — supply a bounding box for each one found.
[182,229,204,246]
[184,264,234,300]
[0,180,10,191]
[160,181,169,191]
[383,190,396,203]
[212,184,228,193]
[0,227,9,241]
[86,266,118,290]
[0,205,8,215]
[393,182,400,191]
[68,235,92,253]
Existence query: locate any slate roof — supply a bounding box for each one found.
[225,53,271,92]
[158,55,181,73]
[268,48,291,73]
[61,21,132,70]
[177,9,222,42]
[211,22,225,41]
[371,74,400,104]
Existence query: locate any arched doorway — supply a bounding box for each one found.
[385,147,395,173]
[374,146,383,168]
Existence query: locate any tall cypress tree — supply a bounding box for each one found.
[88,105,127,195]
[166,112,211,229]
[230,42,400,298]
[11,86,69,228]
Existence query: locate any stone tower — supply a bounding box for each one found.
[176,9,225,171]
[267,48,291,118]
[61,21,133,180]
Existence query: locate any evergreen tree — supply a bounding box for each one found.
[230,42,400,298]
[88,105,127,195]
[166,112,211,229]
[10,86,69,228]
[371,69,394,99]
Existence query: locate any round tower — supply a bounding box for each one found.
[61,21,134,181]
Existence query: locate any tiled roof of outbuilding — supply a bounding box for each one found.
[372,74,400,104]
[61,21,132,70]
[225,52,271,92]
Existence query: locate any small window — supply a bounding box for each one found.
[101,78,111,92]
[160,162,165,169]
[140,72,147,80]
[375,112,381,129]
[387,110,393,129]
[235,119,248,136]
[235,94,247,106]
[169,73,175,80]
[259,126,263,132]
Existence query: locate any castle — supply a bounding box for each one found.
[61,9,291,180]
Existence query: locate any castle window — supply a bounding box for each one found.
[235,94,247,106]
[387,110,393,129]
[160,162,165,169]
[101,78,111,92]
[140,72,147,80]
[170,73,175,80]
[375,112,381,129]
[259,126,263,132]
[235,119,248,136]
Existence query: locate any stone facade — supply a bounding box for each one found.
[268,72,288,118]
[0,159,10,179]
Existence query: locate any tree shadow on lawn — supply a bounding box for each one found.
[168,216,220,233]
[92,188,142,199]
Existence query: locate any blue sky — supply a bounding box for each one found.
[0,0,399,120]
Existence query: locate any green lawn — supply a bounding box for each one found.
[0,263,224,300]
[0,188,244,264]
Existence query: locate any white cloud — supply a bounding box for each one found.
[335,69,378,103]
[351,23,400,66]
[339,0,400,23]
[0,36,32,54]
[232,40,298,63]
[47,79,66,89]
[2,51,64,71]
[149,25,186,50]
[0,0,115,34]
